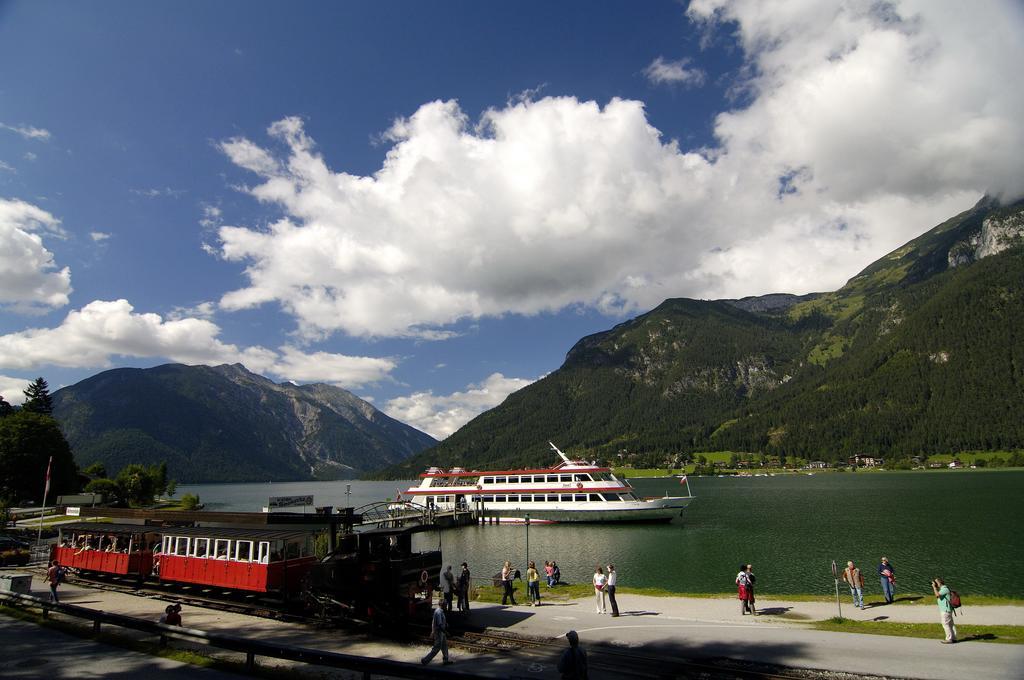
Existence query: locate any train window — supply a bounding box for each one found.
[236,541,253,562]
[574,494,587,502]
[495,476,507,484]
[174,537,190,556]
[285,540,300,559]
[192,537,210,558]
[559,475,572,482]
[257,542,270,564]
[162,536,173,554]
[214,539,231,559]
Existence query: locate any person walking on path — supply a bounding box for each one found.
[456,562,471,612]
[735,564,749,615]
[558,629,589,680]
[501,560,517,605]
[440,565,455,612]
[606,564,619,617]
[593,566,607,614]
[878,557,896,604]
[46,560,63,603]
[842,560,865,609]
[526,561,541,606]
[744,564,757,615]
[932,577,957,644]
[421,600,453,665]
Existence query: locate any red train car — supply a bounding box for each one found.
[53,522,159,579]
[157,526,316,595]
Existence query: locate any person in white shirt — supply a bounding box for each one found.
[592,566,607,614]
[606,564,619,617]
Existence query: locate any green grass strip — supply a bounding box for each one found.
[812,616,1024,645]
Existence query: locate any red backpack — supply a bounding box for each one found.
[948,589,962,614]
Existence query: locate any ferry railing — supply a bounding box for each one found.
[0,590,481,679]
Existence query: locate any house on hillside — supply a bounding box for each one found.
[948,459,963,469]
[807,460,828,469]
[848,455,883,467]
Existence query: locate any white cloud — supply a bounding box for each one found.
[0,299,396,389]
[0,375,32,405]
[0,160,15,173]
[643,56,707,87]
[384,373,536,439]
[89,231,112,242]
[167,301,216,321]
[0,123,52,141]
[23,152,37,162]
[0,198,72,311]
[213,2,1024,339]
[130,187,186,198]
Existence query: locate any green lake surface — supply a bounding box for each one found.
[179,470,1022,598]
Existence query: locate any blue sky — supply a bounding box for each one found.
[2,1,1022,438]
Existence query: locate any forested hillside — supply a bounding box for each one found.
[382,197,1024,476]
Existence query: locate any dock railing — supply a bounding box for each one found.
[0,590,480,679]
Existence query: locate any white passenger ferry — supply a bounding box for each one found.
[399,443,694,523]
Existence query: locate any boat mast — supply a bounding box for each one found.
[549,442,572,465]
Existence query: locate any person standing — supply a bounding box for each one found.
[932,577,957,644]
[878,557,896,604]
[558,629,589,680]
[545,560,556,587]
[526,561,541,606]
[744,564,757,615]
[46,560,63,603]
[842,560,865,609]
[552,561,561,586]
[441,565,455,612]
[606,564,619,617]
[421,600,453,665]
[592,566,607,614]
[735,564,749,615]
[501,560,517,605]
[457,562,471,612]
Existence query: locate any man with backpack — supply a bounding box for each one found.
[558,629,588,679]
[931,577,958,643]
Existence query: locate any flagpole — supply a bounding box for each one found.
[37,455,53,545]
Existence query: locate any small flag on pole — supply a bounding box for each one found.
[396,488,402,499]
[679,475,687,485]
[44,455,53,497]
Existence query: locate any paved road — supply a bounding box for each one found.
[3,573,1022,679]
[0,615,242,679]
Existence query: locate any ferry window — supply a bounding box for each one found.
[192,537,210,558]
[507,495,519,503]
[508,476,519,483]
[560,494,572,502]
[574,494,587,502]
[470,495,480,503]
[483,495,494,503]
[236,541,253,562]
[174,537,190,556]
[546,494,558,502]
[603,493,621,501]
[575,474,591,482]
[496,495,507,503]
[215,539,231,559]
[588,494,601,502]
[559,475,572,482]
[425,496,434,507]
[496,476,507,484]
[258,541,270,564]
[482,477,493,484]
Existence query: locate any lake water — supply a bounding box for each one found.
[178,471,1023,597]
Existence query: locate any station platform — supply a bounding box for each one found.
[1,571,1021,679]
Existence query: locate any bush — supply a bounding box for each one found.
[180,493,200,510]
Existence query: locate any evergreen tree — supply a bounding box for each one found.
[0,411,78,503]
[22,377,54,415]
[0,395,13,417]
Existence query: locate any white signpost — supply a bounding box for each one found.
[832,559,843,619]
[268,495,314,512]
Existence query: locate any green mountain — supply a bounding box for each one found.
[383,197,1024,476]
[52,363,436,483]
